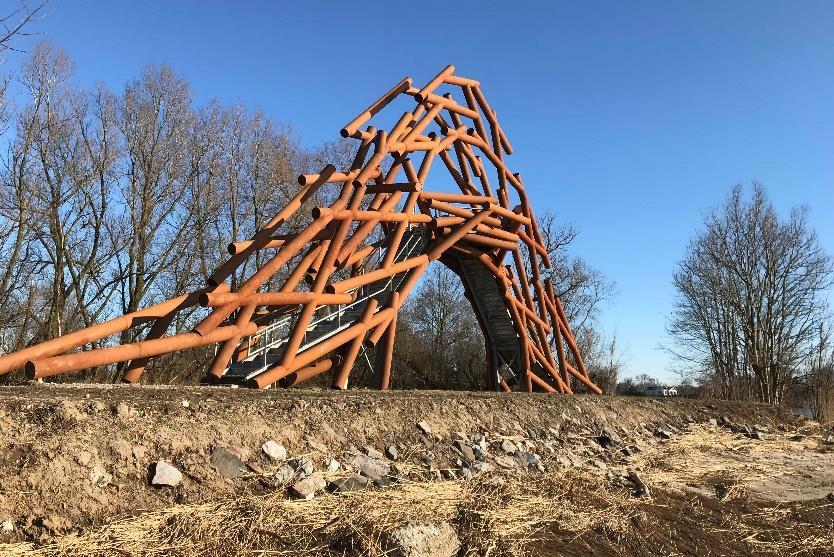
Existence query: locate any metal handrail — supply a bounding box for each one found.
[236,227,425,365]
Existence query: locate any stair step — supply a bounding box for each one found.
[222,228,429,386]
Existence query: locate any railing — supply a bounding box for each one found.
[230,227,425,371]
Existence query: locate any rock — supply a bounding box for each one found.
[385,445,399,460]
[273,463,295,484]
[493,455,517,469]
[349,454,391,481]
[212,447,249,479]
[516,451,545,472]
[327,474,370,493]
[151,461,182,487]
[730,423,752,435]
[452,440,475,463]
[555,455,573,467]
[365,446,386,460]
[626,471,650,498]
[598,428,622,447]
[1,519,13,533]
[288,473,326,500]
[417,421,432,436]
[656,430,673,440]
[747,431,768,441]
[459,467,473,480]
[326,458,341,473]
[180,400,190,408]
[89,467,112,488]
[288,456,314,479]
[382,521,460,557]
[585,438,604,452]
[708,418,718,427]
[247,461,265,475]
[789,434,806,441]
[823,435,834,445]
[261,440,287,461]
[499,439,517,454]
[621,446,639,457]
[472,461,495,473]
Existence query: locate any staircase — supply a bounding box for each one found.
[451,254,525,389]
[219,226,428,385]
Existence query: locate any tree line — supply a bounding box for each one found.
[0,42,321,359]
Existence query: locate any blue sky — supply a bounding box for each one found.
[14,0,834,381]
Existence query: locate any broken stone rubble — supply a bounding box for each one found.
[262,440,287,461]
[151,461,182,487]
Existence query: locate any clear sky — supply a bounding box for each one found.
[13,0,834,382]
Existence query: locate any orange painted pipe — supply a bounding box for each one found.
[419,191,497,205]
[414,65,455,103]
[332,299,378,390]
[334,192,404,266]
[327,255,429,294]
[28,322,258,379]
[194,182,354,336]
[200,291,353,308]
[424,199,503,229]
[376,292,399,390]
[443,74,480,87]
[0,291,201,376]
[341,77,412,138]
[427,210,492,260]
[278,358,333,388]
[529,372,557,393]
[345,244,376,267]
[298,166,351,186]
[566,362,603,394]
[406,89,479,120]
[313,207,433,224]
[365,182,419,194]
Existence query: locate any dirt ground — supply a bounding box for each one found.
[0,384,831,556]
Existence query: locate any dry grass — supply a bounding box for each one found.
[3,427,832,556]
[0,472,647,557]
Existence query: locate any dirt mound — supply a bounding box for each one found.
[0,384,829,555]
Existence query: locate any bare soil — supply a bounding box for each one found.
[0,384,830,555]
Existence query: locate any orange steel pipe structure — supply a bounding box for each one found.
[0,66,601,396]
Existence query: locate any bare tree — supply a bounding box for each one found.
[114,64,197,329]
[667,184,833,403]
[537,213,615,331]
[391,265,487,390]
[0,1,44,57]
[806,322,833,421]
[580,328,624,393]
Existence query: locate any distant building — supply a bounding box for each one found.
[644,386,678,397]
